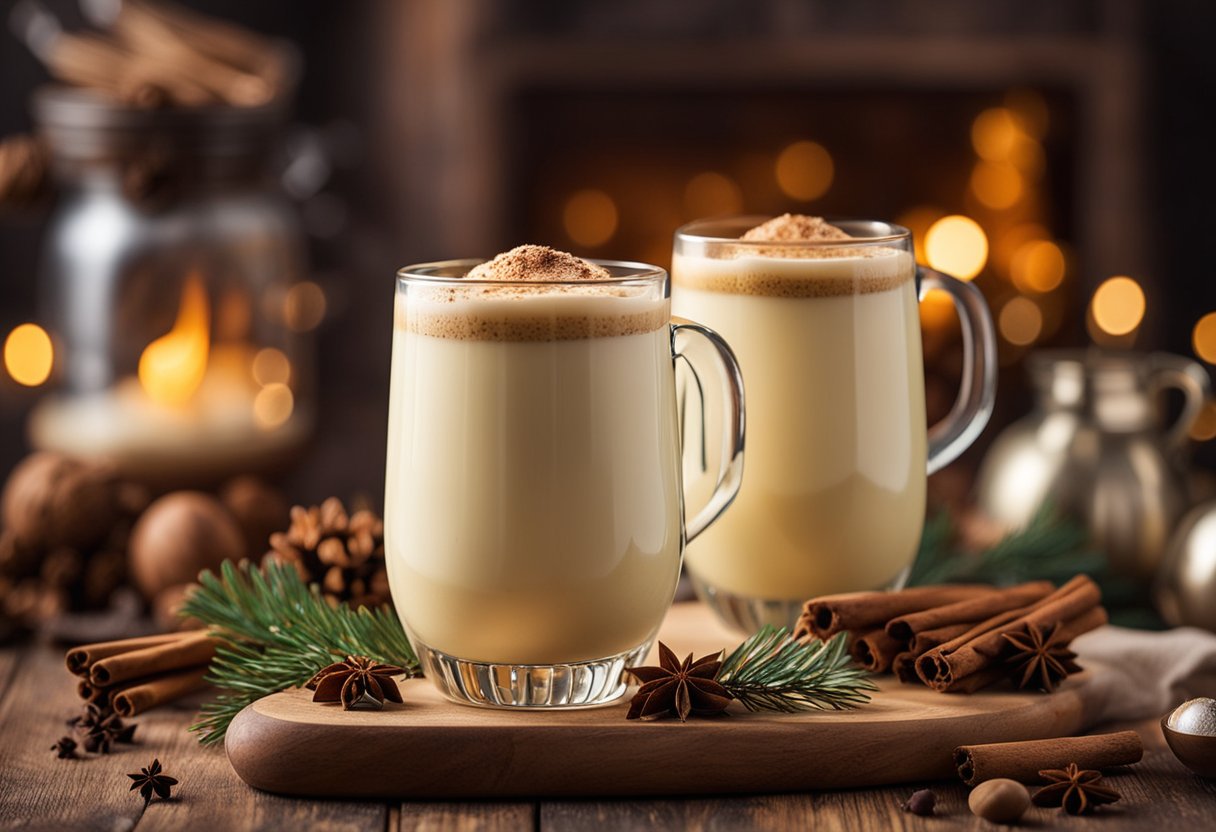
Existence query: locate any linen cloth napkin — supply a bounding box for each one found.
[1072,625,1216,726]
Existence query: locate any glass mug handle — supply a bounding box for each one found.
[671,317,746,543]
[919,268,998,474]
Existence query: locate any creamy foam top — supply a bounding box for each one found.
[400,245,668,341]
[674,214,915,298]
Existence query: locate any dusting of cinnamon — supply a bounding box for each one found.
[740,214,854,243]
[466,245,610,282]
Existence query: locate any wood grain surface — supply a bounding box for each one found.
[0,629,1213,831]
[224,602,1092,798]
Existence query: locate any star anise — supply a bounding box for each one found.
[1002,622,1082,693]
[127,758,177,805]
[306,655,405,710]
[69,703,137,753]
[626,642,734,721]
[51,736,77,759]
[1032,763,1121,815]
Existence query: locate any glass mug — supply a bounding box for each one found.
[672,217,996,632]
[384,259,744,708]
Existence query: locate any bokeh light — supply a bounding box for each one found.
[993,222,1049,275]
[774,140,834,201]
[284,281,327,333]
[970,161,1024,210]
[683,171,742,217]
[919,288,955,331]
[971,108,1024,161]
[925,215,989,281]
[562,188,618,247]
[895,205,945,264]
[1004,89,1049,140]
[3,323,54,387]
[253,382,294,429]
[998,296,1043,346]
[252,347,292,386]
[1193,312,1216,364]
[1010,240,1066,293]
[1091,276,1146,336]
[1189,401,1216,442]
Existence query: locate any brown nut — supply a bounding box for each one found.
[1,453,120,550]
[219,475,288,558]
[129,492,244,599]
[969,778,1031,824]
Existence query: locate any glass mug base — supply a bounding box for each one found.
[689,567,912,634]
[412,640,653,709]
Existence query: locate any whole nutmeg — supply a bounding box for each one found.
[1,453,120,550]
[129,492,244,599]
[220,476,289,558]
[969,778,1031,824]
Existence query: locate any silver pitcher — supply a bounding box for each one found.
[976,349,1210,581]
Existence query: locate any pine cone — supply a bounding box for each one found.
[264,498,390,609]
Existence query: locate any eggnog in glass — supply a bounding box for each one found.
[385,246,744,707]
[672,216,995,632]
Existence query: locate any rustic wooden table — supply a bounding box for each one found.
[2,642,1215,831]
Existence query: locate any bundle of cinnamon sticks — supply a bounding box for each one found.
[795,575,1107,694]
[66,630,217,717]
[42,0,292,109]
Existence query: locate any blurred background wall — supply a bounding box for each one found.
[2,0,1215,507]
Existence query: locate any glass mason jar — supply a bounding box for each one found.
[27,88,314,486]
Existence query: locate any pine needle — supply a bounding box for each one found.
[181,560,419,745]
[907,502,1104,587]
[716,626,877,713]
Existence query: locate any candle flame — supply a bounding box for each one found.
[138,273,210,406]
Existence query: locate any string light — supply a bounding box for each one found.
[284,282,327,333]
[971,108,1024,161]
[1189,401,1216,442]
[253,383,294,429]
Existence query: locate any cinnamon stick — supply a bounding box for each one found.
[112,666,210,717]
[886,581,1054,642]
[89,631,217,686]
[892,651,920,684]
[66,631,195,676]
[954,731,1143,785]
[937,606,1109,694]
[916,575,1102,692]
[797,584,995,640]
[76,678,111,706]
[850,628,906,673]
[909,622,972,655]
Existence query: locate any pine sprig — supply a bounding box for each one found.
[181,560,419,745]
[715,626,877,713]
[907,502,1103,587]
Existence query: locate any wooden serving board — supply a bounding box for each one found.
[226,602,1093,798]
